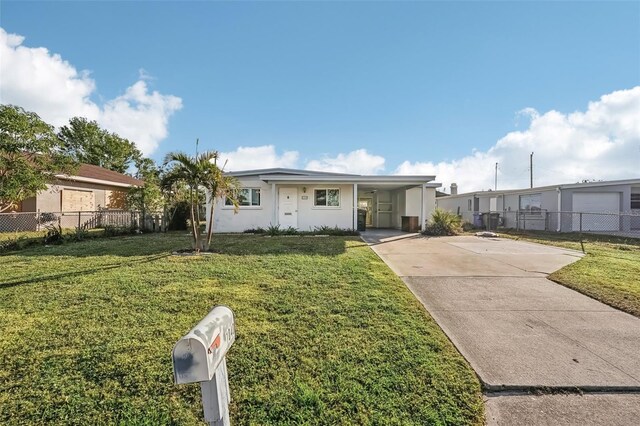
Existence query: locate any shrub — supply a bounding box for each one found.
[262,225,360,237]
[313,225,360,236]
[168,201,190,231]
[244,227,266,234]
[462,221,476,232]
[43,223,64,245]
[282,226,298,235]
[103,225,136,237]
[267,224,282,236]
[422,209,462,236]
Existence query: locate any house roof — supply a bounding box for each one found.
[227,168,358,177]
[439,178,640,200]
[56,164,144,188]
[227,168,437,187]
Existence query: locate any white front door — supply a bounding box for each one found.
[278,188,298,229]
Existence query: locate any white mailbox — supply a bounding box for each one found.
[172,305,236,426]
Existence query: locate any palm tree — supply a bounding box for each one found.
[162,149,239,252]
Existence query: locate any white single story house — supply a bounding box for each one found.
[437,178,640,232]
[207,168,440,233]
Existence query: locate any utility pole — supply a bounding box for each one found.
[494,162,498,191]
[530,152,534,188]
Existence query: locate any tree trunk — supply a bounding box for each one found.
[189,187,198,251]
[206,199,216,250]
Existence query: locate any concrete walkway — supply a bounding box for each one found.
[361,229,640,424]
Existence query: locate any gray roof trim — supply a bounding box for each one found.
[226,168,358,177]
[259,174,436,185]
[439,178,640,199]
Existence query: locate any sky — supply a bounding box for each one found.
[1,0,639,193]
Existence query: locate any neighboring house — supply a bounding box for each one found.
[437,178,640,232]
[15,163,144,213]
[207,168,439,233]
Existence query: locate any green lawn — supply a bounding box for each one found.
[0,233,483,425]
[500,230,640,317]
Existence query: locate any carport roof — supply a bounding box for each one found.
[226,167,438,187]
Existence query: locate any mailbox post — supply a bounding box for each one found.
[172,306,236,426]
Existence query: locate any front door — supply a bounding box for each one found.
[358,198,373,226]
[279,188,298,228]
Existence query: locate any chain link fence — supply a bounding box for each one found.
[471,210,640,238]
[0,210,167,234]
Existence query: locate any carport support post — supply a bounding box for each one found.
[353,183,358,230]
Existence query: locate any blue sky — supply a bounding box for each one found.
[1,1,639,190]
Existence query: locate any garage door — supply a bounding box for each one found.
[62,189,95,212]
[572,192,620,231]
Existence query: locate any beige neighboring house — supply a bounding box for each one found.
[16,163,144,213]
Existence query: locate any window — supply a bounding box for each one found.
[467,199,472,211]
[314,189,340,207]
[519,193,542,213]
[226,188,261,207]
[632,193,640,209]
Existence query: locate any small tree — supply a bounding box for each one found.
[0,105,76,212]
[126,158,163,212]
[162,149,239,251]
[423,209,463,236]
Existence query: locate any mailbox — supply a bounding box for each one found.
[172,306,236,426]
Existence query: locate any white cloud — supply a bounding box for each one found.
[219,145,299,171]
[100,81,182,155]
[0,27,181,155]
[396,87,640,193]
[305,149,385,174]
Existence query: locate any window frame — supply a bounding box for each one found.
[224,188,261,208]
[313,188,341,208]
[519,193,542,215]
[631,193,640,210]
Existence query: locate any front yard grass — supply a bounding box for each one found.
[500,230,640,317]
[0,233,483,425]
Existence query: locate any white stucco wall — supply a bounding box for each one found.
[210,180,354,232]
[210,178,273,233]
[436,195,476,224]
[297,184,354,231]
[405,187,422,217]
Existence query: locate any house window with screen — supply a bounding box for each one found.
[631,193,640,209]
[314,189,340,207]
[467,199,472,211]
[519,193,542,214]
[226,188,261,206]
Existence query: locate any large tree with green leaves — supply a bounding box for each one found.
[58,117,142,173]
[0,105,76,212]
[162,149,239,251]
[125,157,164,212]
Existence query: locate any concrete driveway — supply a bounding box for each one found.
[361,229,640,424]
